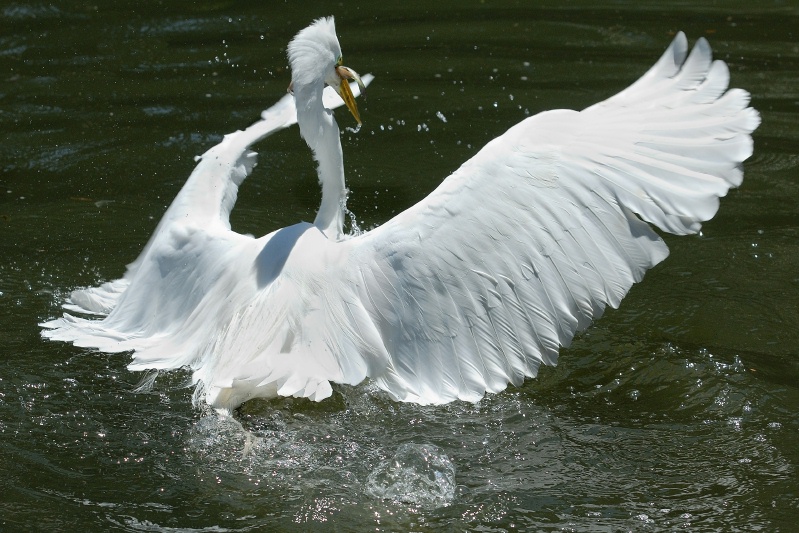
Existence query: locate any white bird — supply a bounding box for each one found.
[42,17,760,411]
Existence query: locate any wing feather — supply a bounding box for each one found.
[328,33,759,404]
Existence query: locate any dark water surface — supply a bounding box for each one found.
[2,1,798,531]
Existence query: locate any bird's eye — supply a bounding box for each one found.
[336,56,343,66]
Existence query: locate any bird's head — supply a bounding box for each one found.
[287,16,365,124]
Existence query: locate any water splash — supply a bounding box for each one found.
[366,443,456,507]
[341,189,363,237]
[346,208,363,237]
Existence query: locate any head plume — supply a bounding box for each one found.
[287,16,342,89]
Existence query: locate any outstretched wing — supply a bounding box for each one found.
[41,77,374,349]
[335,33,759,403]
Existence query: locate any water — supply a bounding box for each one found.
[2,1,798,530]
[366,443,457,507]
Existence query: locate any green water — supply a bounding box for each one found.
[2,1,798,530]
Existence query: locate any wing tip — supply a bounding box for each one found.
[671,31,689,65]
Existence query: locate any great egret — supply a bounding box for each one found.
[42,17,760,411]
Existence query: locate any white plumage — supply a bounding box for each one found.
[42,18,760,411]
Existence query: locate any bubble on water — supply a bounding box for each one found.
[366,443,456,507]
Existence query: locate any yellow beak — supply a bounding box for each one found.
[336,65,365,125]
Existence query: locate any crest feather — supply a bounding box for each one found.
[288,16,341,88]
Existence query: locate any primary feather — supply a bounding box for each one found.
[41,21,759,411]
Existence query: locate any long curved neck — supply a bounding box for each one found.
[294,83,347,240]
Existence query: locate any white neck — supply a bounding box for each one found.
[294,83,347,240]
